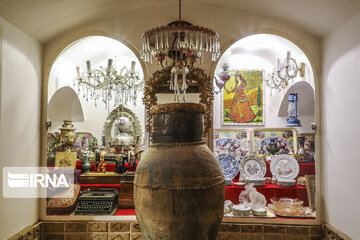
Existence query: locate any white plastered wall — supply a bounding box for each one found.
[0,17,42,239]
[321,13,360,239]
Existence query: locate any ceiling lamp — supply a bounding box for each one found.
[264,51,305,93]
[140,0,220,100]
[75,60,143,108]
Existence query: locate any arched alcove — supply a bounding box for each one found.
[47,36,145,144]
[210,32,319,223]
[47,86,84,122]
[278,81,315,117]
[213,33,315,133]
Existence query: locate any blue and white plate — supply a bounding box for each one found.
[216,153,239,180]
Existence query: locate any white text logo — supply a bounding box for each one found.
[3,167,75,198]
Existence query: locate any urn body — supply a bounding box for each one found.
[134,103,225,240]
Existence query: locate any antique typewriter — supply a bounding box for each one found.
[75,188,119,215]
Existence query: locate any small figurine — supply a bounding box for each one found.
[239,183,267,211]
[81,137,91,173]
[224,200,234,214]
[97,151,107,173]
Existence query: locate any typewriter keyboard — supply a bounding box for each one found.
[76,200,113,214]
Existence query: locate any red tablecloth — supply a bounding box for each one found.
[114,209,136,215]
[228,162,315,207]
[225,184,309,206]
[50,162,315,216]
[48,160,137,172]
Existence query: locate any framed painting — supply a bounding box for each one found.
[213,129,250,161]
[222,69,264,125]
[251,128,298,155]
[55,152,77,169]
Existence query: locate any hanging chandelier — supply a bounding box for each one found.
[140,0,220,101]
[264,51,305,93]
[74,59,143,108]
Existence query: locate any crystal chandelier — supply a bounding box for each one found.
[264,51,305,92]
[74,59,143,108]
[140,0,220,101]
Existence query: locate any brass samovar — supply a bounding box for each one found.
[54,120,76,152]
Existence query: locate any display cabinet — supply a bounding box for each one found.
[213,128,317,224]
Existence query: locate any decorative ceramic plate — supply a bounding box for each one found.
[216,153,239,180]
[239,154,266,179]
[270,154,299,180]
[234,182,246,186]
[223,207,276,218]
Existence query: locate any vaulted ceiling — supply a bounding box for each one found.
[0,0,359,43]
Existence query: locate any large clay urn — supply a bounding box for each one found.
[134,103,225,240]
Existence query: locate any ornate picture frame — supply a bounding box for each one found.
[143,67,213,137]
[103,104,142,147]
[221,69,265,125]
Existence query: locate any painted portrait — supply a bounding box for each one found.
[222,70,264,125]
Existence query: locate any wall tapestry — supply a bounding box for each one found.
[222,70,264,125]
[213,129,250,162]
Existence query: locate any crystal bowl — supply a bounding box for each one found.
[269,198,306,216]
[270,198,303,208]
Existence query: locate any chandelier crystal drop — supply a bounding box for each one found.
[74,60,143,108]
[139,0,220,101]
[264,51,305,93]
